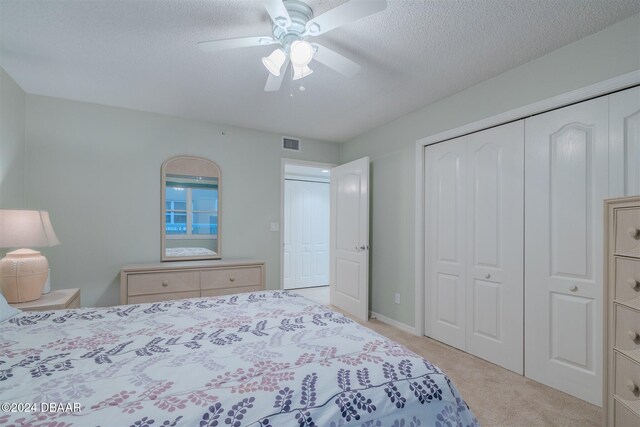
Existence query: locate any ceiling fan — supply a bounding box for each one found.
[197,0,387,91]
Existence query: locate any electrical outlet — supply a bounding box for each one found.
[394,293,401,305]
[270,222,280,232]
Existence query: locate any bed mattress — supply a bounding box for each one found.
[0,291,477,426]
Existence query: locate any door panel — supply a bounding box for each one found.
[330,157,369,321]
[425,138,467,350]
[609,86,640,197]
[525,96,608,405]
[284,180,330,289]
[465,120,524,374]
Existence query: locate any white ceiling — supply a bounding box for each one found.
[1,1,638,143]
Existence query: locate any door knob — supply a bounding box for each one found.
[627,380,639,395]
[628,227,640,238]
[569,285,578,292]
[485,273,491,279]
[628,330,640,342]
[162,281,169,287]
[628,278,640,290]
[230,277,236,282]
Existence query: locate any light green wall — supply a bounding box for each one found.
[0,67,25,209]
[341,14,640,327]
[25,95,339,307]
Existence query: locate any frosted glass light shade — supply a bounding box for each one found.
[290,40,313,66]
[0,210,60,248]
[262,49,287,76]
[293,64,313,81]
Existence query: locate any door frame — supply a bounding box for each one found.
[414,71,640,337]
[280,158,336,290]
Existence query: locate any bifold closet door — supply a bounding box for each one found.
[609,86,640,197]
[425,136,467,350]
[464,121,524,375]
[425,120,524,374]
[525,96,608,406]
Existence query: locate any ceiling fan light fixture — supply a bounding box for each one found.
[262,48,287,76]
[292,64,313,81]
[290,40,314,66]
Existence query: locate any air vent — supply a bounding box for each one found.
[282,137,301,151]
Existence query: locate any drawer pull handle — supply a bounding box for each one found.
[628,278,640,290]
[485,273,491,279]
[627,380,639,395]
[230,277,236,282]
[569,285,578,292]
[628,227,640,238]
[629,330,640,342]
[162,281,169,288]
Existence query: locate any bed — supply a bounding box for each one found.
[0,291,478,426]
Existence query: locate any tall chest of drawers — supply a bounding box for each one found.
[604,196,640,426]
[120,259,265,305]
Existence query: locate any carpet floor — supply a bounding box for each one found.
[351,316,601,426]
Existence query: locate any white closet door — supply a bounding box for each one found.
[525,96,608,405]
[465,120,524,374]
[285,180,330,289]
[609,86,640,197]
[284,180,294,289]
[425,137,467,350]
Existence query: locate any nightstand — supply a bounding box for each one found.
[10,288,80,312]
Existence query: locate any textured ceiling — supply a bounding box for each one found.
[1,0,639,142]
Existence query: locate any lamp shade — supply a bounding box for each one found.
[293,64,313,81]
[262,48,287,76]
[0,210,60,248]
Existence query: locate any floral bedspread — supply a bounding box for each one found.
[0,291,478,427]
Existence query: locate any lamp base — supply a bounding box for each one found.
[0,249,49,303]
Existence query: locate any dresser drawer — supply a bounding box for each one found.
[129,290,200,304]
[201,267,262,290]
[614,352,640,408]
[128,271,199,296]
[615,400,640,427]
[615,305,640,358]
[615,257,640,309]
[202,285,262,298]
[616,207,640,258]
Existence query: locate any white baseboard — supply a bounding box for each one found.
[369,311,419,336]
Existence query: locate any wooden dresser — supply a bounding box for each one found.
[120,260,265,305]
[604,196,640,426]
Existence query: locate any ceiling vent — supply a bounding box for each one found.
[282,137,301,151]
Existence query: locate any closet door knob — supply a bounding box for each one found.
[569,285,578,292]
[628,227,640,238]
[162,281,169,288]
[628,330,640,342]
[485,273,491,279]
[627,380,639,395]
[628,278,640,290]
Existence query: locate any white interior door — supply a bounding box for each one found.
[285,179,330,289]
[609,86,640,197]
[330,157,370,321]
[425,137,467,350]
[465,120,524,375]
[525,96,608,406]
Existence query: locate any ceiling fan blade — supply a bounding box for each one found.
[264,0,292,28]
[264,59,290,92]
[312,44,361,77]
[305,0,387,36]
[197,36,276,52]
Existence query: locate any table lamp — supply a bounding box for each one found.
[0,210,60,303]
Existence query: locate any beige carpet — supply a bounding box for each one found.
[346,314,601,426]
